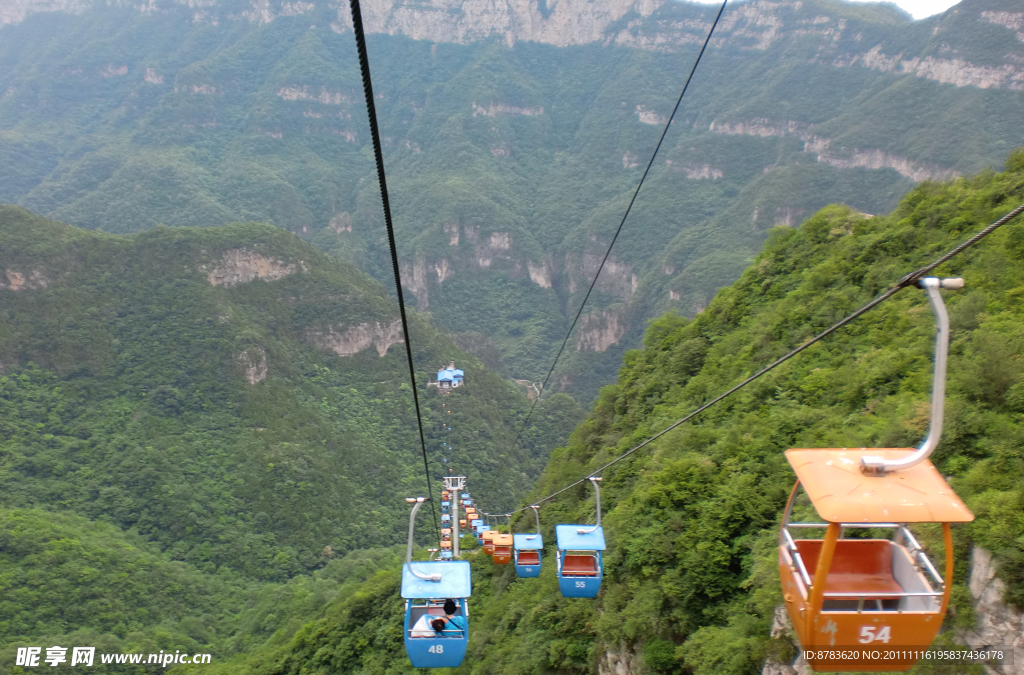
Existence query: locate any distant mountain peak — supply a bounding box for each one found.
[5,0,1021,91]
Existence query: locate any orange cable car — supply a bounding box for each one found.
[492,533,514,565]
[482,530,498,556]
[779,278,974,672]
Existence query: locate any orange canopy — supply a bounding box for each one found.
[493,534,513,547]
[786,448,974,524]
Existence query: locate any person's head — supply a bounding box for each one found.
[443,599,457,616]
[430,618,446,634]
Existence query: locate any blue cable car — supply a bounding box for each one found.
[556,477,605,598]
[401,497,471,668]
[514,506,543,578]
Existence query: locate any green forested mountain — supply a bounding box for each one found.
[1,0,1021,401]
[0,206,583,583]
[168,154,1024,675]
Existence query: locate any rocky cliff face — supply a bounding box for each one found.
[959,547,1024,675]
[3,0,1021,401]
[3,0,1022,91]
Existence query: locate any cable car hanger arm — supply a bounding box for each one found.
[578,477,602,534]
[406,498,441,582]
[862,277,963,475]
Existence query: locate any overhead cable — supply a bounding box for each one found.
[504,200,1024,516]
[350,0,439,538]
[493,0,730,496]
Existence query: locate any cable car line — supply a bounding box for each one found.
[499,200,1024,517]
[350,0,439,539]
[491,0,730,500]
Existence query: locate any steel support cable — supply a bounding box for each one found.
[501,201,1024,516]
[489,0,730,506]
[350,0,439,539]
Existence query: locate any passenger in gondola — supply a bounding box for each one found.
[436,600,465,637]
[409,612,438,638]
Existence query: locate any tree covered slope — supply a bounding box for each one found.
[0,206,583,584]
[205,151,1024,674]
[1,0,1021,400]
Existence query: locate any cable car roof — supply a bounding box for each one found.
[493,534,513,546]
[786,448,975,523]
[513,534,543,550]
[556,525,606,550]
[401,561,472,598]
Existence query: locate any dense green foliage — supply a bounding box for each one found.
[1,0,1020,400]
[0,207,582,586]
[0,506,410,674]
[1,508,248,673]
[205,154,1024,674]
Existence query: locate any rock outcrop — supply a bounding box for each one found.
[576,307,627,352]
[236,347,268,384]
[958,547,1024,675]
[1,268,49,291]
[205,248,304,287]
[599,642,642,675]
[709,117,961,181]
[305,320,403,357]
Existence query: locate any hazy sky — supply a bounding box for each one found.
[843,0,959,20]
[688,0,961,20]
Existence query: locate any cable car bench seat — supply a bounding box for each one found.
[561,553,599,575]
[517,550,540,564]
[788,539,912,611]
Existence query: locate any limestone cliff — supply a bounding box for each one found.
[3,0,1021,91]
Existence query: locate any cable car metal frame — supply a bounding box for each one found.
[401,497,471,669]
[556,477,605,598]
[779,279,975,672]
[514,505,543,578]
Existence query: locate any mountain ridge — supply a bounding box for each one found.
[0,205,583,581]
[2,0,1021,401]
[3,0,1021,93]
